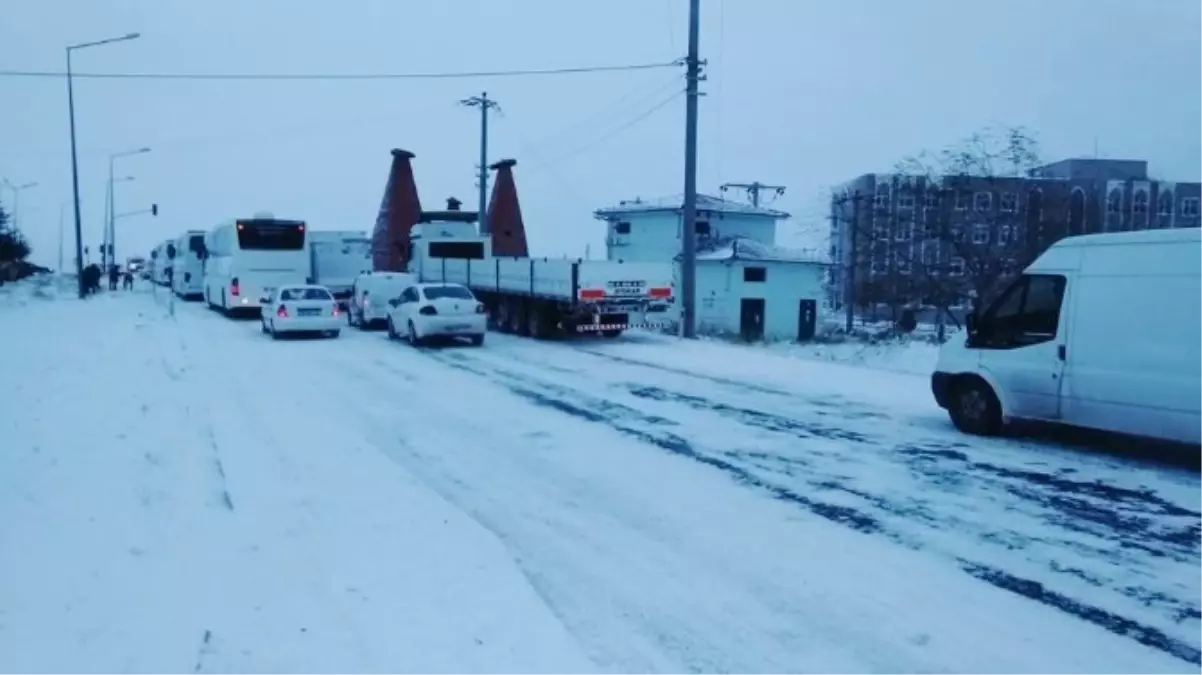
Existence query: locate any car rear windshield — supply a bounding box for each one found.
[281,288,332,301]
[422,285,474,300]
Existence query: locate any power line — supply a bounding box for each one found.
[538,88,684,168]
[0,60,680,81]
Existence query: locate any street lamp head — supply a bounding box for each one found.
[18,182,38,190]
[124,32,141,40]
[138,147,151,154]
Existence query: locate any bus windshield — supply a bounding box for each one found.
[237,220,305,251]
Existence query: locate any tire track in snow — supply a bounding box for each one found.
[423,345,1202,666]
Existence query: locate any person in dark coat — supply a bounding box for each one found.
[122,270,134,290]
[83,264,102,295]
[108,264,120,291]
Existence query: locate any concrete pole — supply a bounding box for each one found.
[680,0,701,339]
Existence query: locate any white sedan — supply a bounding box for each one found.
[260,285,342,339]
[385,282,487,346]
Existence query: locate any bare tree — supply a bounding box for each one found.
[830,125,1059,341]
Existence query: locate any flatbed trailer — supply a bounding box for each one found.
[410,225,675,338]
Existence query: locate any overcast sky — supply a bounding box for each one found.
[2,0,1199,269]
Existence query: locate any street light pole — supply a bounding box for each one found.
[1,180,38,237]
[67,32,140,297]
[106,147,149,270]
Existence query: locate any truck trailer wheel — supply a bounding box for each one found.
[601,329,623,338]
[949,377,1002,436]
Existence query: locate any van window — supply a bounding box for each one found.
[974,274,1066,348]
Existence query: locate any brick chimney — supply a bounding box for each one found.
[371,148,423,272]
[486,158,529,258]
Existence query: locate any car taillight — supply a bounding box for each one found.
[230,277,240,297]
[362,292,369,305]
[475,303,486,314]
[331,305,340,316]
[419,305,438,316]
[276,304,288,318]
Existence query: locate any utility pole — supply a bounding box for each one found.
[843,191,862,332]
[460,92,500,235]
[58,202,65,273]
[680,0,703,339]
[721,181,786,209]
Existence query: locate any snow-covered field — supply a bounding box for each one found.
[1,278,1198,673]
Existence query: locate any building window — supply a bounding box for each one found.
[871,260,887,276]
[895,251,911,275]
[874,184,890,209]
[955,191,971,211]
[950,257,966,276]
[924,190,939,209]
[972,223,990,244]
[999,192,1017,213]
[874,224,890,240]
[922,219,937,238]
[743,266,767,283]
[614,221,631,234]
[897,190,915,210]
[951,225,966,243]
[1132,190,1148,216]
[999,225,1011,243]
[895,222,912,242]
[1000,258,1017,276]
[974,191,993,213]
[695,220,711,236]
[1158,191,1174,216]
[1106,188,1123,215]
[922,244,937,267]
[1182,198,1200,217]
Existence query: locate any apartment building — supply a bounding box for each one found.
[828,158,1201,311]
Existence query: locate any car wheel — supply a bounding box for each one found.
[270,321,281,341]
[408,321,422,347]
[387,317,398,340]
[328,330,340,339]
[950,377,1002,436]
[470,334,485,347]
[261,319,268,334]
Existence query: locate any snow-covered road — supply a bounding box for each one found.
[1,280,1198,673]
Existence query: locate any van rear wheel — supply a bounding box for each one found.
[950,377,1002,436]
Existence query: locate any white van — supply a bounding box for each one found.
[932,228,1200,446]
[347,271,416,329]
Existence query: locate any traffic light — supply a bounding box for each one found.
[151,203,158,217]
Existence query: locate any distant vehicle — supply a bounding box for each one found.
[386,282,486,346]
[260,284,342,339]
[308,230,371,305]
[125,257,147,275]
[407,219,675,339]
[346,271,416,330]
[932,228,1201,446]
[150,239,175,286]
[172,230,206,300]
[203,213,309,316]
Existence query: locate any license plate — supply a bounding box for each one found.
[446,324,470,331]
[298,308,321,317]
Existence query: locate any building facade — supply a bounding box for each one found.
[595,194,830,340]
[828,158,1201,313]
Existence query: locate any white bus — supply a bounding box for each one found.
[203,214,309,315]
[151,239,174,286]
[172,230,207,300]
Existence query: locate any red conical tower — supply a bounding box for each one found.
[486,159,529,258]
[371,148,423,272]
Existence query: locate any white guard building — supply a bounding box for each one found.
[594,194,830,341]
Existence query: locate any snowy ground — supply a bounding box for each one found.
[1,278,1198,673]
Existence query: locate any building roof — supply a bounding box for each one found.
[594,193,790,220]
[685,236,829,265]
